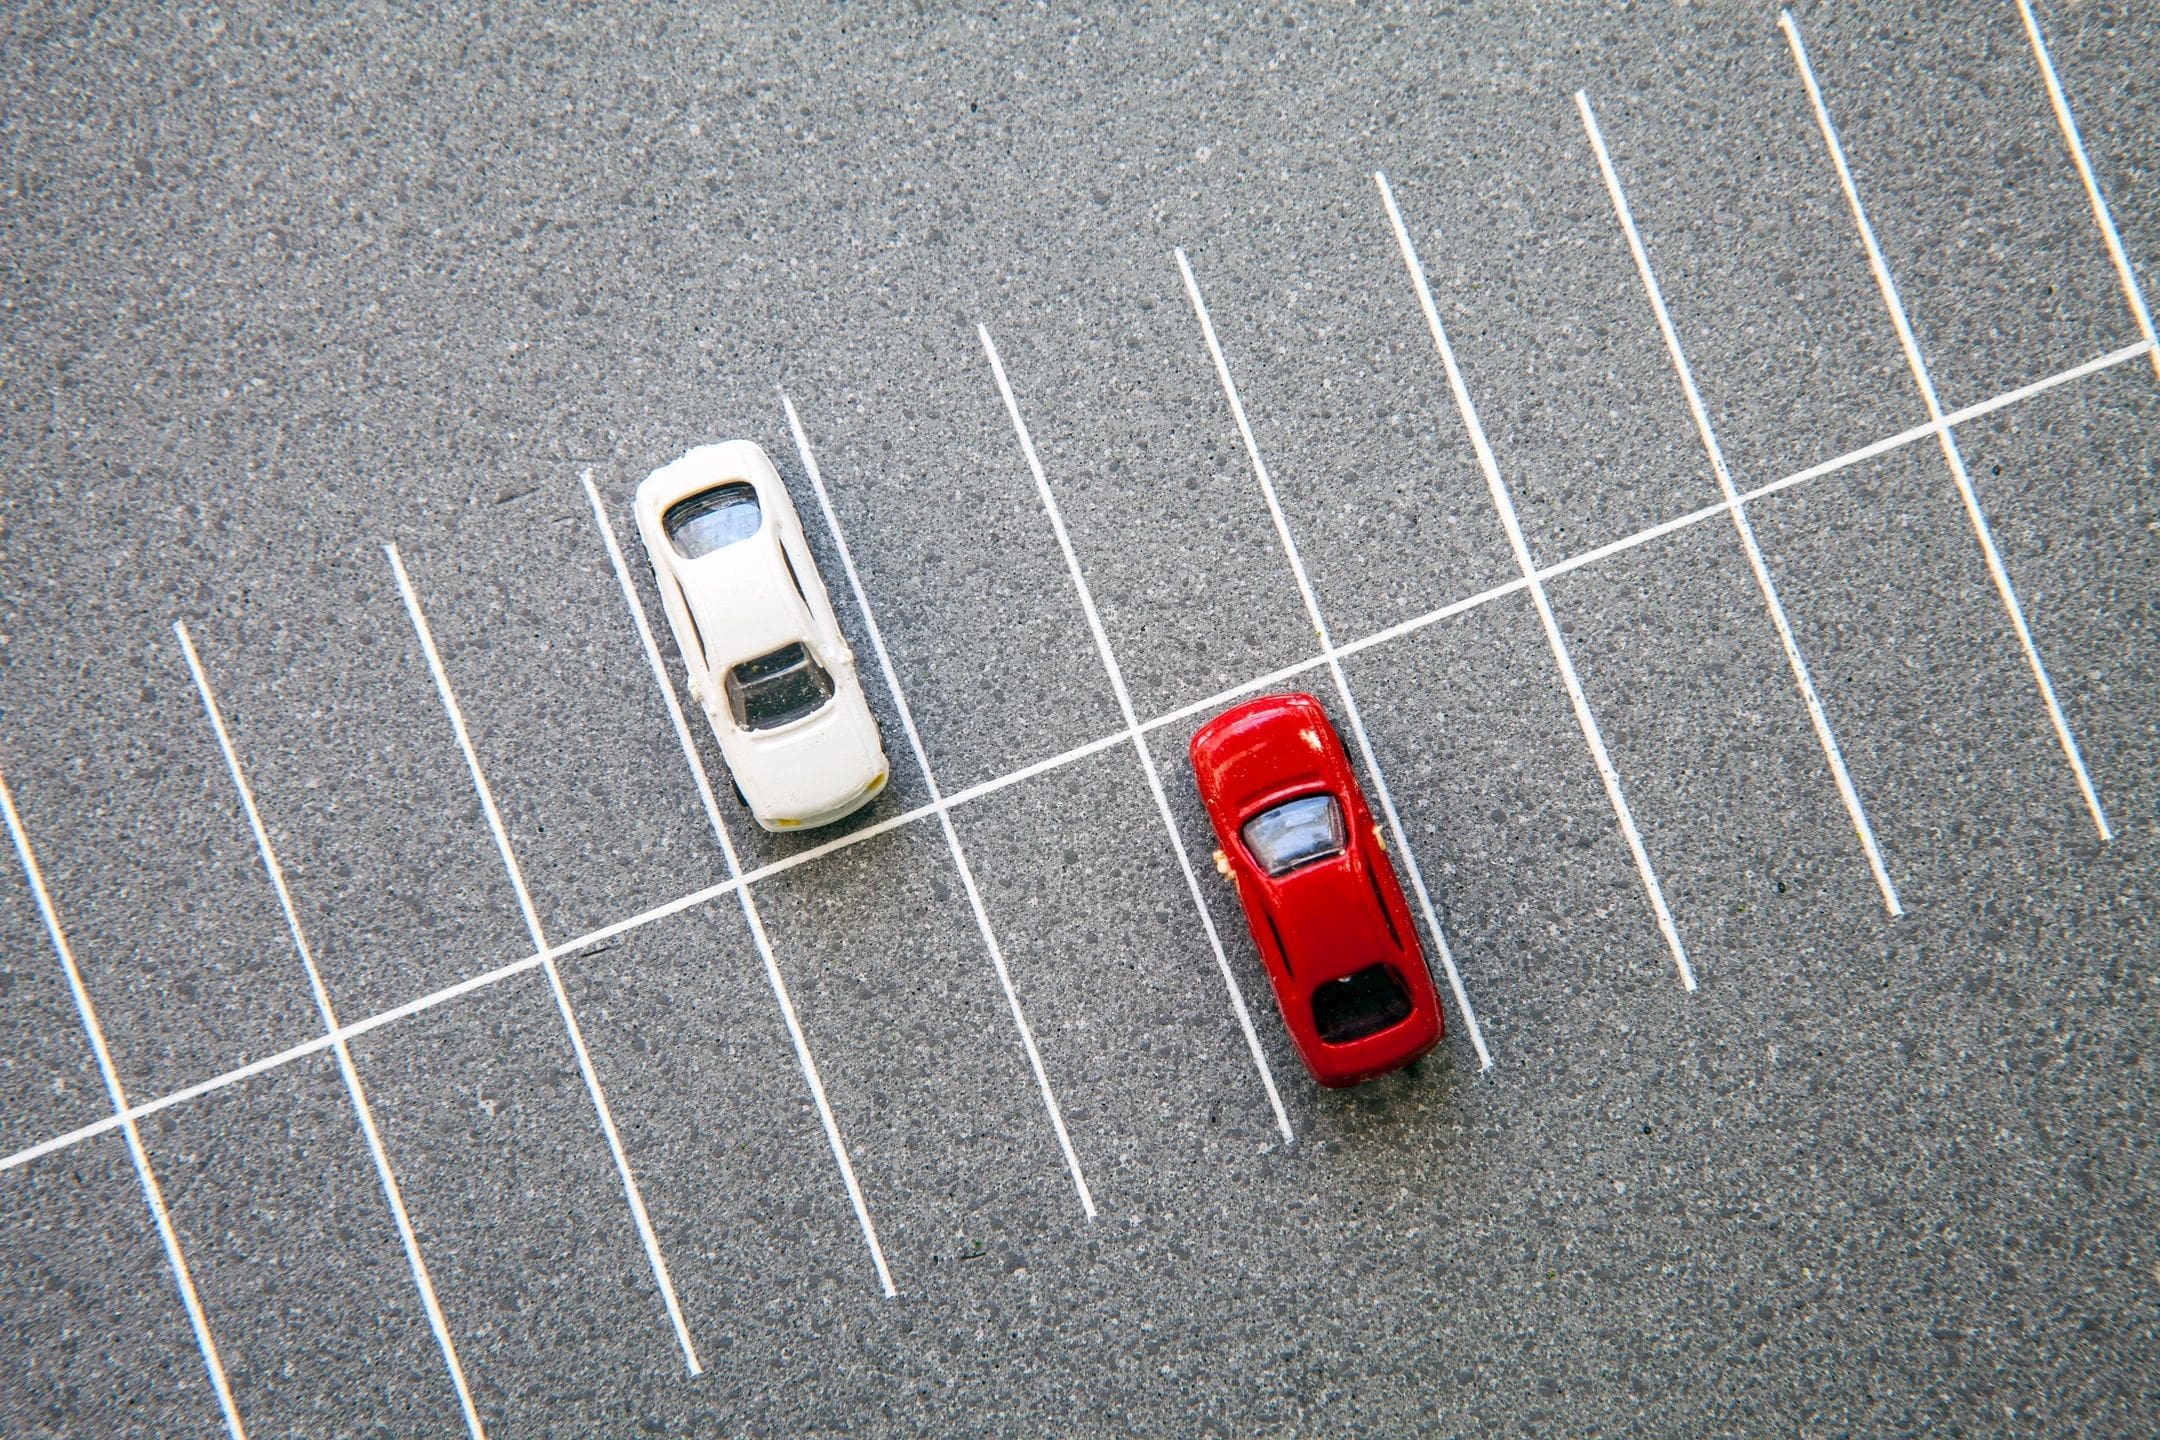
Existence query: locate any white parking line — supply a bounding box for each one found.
[1175,247,1496,1072]
[383,543,704,1375]
[0,886,757,1179]
[3,336,2147,1184]
[1781,9,2112,844]
[580,473,902,1290]
[781,396,1104,1215]
[1377,170,1699,991]
[2018,0,2160,382]
[979,324,1301,1145]
[1574,92,1905,919]
[1933,340,2153,434]
[172,621,488,1440]
[1741,339,2153,510]
[0,765,252,1440]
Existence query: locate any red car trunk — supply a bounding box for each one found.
[1190,692,1443,1087]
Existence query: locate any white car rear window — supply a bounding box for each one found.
[725,642,834,731]
[664,483,762,559]
[1240,794,1345,877]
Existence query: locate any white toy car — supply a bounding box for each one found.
[634,441,889,831]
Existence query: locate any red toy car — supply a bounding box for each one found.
[1190,692,1443,1087]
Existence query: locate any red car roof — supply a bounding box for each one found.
[1190,693,1442,1087]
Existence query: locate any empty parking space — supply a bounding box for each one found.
[351,975,686,1437]
[744,820,1082,1283]
[147,1051,458,1435]
[381,493,733,944]
[971,274,1316,721]
[1570,45,1917,499]
[1173,224,1519,648]
[1788,2,2140,409]
[554,901,891,1347]
[1548,520,1897,964]
[1956,367,2160,832]
[953,743,1296,1200]
[155,571,535,1028]
[1748,445,2105,899]
[0,630,317,1102]
[2,1136,221,1440]
[1372,123,1712,561]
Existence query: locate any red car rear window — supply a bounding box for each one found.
[1311,964,1413,1045]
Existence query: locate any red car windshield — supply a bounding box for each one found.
[1240,794,1345,877]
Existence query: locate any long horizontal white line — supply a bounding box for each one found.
[2,334,2145,1178]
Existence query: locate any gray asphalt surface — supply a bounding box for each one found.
[3,2,2157,1436]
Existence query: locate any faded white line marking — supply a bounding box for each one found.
[384,542,704,1374]
[1576,92,1904,917]
[1378,170,1698,991]
[1176,246,1495,1071]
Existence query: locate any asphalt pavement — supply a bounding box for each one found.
[2,2,2156,1435]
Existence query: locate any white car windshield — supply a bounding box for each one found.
[725,642,834,731]
[1240,794,1345,877]
[664,483,762,559]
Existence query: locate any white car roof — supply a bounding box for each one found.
[679,529,816,672]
